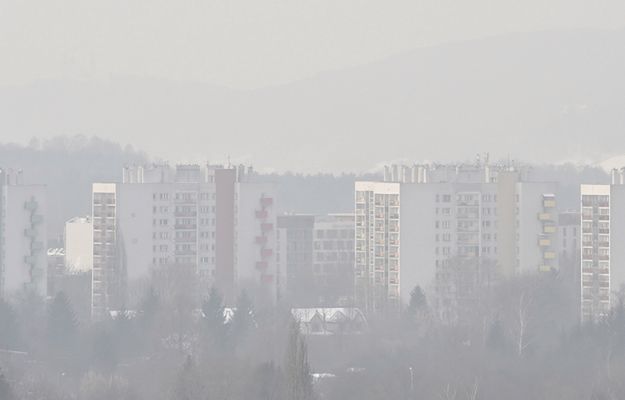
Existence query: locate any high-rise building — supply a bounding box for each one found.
[0,169,47,299]
[356,160,559,320]
[354,182,401,315]
[580,184,611,322]
[91,164,278,320]
[233,179,279,307]
[579,170,625,323]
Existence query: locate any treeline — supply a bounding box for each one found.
[0,281,314,400]
[3,269,625,399]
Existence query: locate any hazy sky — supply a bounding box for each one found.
[2,0,625,89]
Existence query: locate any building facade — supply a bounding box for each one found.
[91,164,278,320]
[354,182,400,315]
[356,161,559,320]
[277,214,355,307]
[0,169,47,299]
[580,184,611,322]
[65,216,93,273]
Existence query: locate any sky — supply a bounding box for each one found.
[1,0,625,89]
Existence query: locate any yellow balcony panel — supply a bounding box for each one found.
[538,213,554,221]
[543,251,556,260]
[544,225,557,234]
[543,200,557,208]
[538,238,551,247]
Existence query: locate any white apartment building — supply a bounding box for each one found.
[354,181,400,315]
[580,184,611,322]
[65,216,93,273]
[0,169,47,299]
[92,164,278,320]
[356,161,559,319]
[580,172,625,323]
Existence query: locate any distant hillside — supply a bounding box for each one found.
[0,136,147,239]
[1,29,624,172]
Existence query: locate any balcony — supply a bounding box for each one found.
[261,223,274,233]
[23,255,36,265]
[538,238,551,247]
[261,274,274,284]
[255,236,267,245]
[24,199,38,211]
[538,213,554,221]
[543,199,556,208]
[24,228,36,238]
[175,250,196,256]
[260,197,273,207]
[30,241,43,252]
[175,237,196,243]
[261,249,274,258]
[174,211,197,217]
[30,215,44,225]
[175,224,197,230]
[255,261,268,270]
[543,225,557,234]
[255,210,268,219]
[543,252,556,260]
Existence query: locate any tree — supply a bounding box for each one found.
[0,368,15,400]
[0,299,19,350]
[408,285,427,313]
[486,315,508,353]
[230,291,255,346]
[285,319,314,400]
[170,355,205,400]
[47,291,78,351]
[201,287,227,347]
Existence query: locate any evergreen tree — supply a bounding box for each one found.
[171,355,204,400]
[407,285,427,315]
[139,286,159,329]
[285,319,314,400]
[0,368,15,400]
[47,291,78,351]
[201,287,227,346]
[486,316,508,353]
[0,299,19,350]
[230,290,255,345]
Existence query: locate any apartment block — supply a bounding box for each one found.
[92,164,278,320]
[277,214,355,307]
[0,169,47,299]
[356,160,559,319]
[580,185,611,322]
[354,182,400,315]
